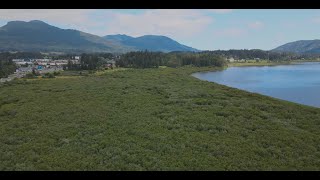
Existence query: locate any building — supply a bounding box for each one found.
[12,58,80,68]
[71,60,80,64]
[227,57,235,62]
[54,60,69,66]
[15,61,33,66]
[12,59,34,66]
[101,60,116,69]
[12,59,25,63]
[107,60,116,67]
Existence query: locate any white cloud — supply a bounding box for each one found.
[0,9,103,34]
[102,9,214,38]
[0,9,214,39]
[206,9,233,14]
[0,9,94,25]
[311,17,320,23]
[248,21,264,29]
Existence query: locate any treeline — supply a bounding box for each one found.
[63,53,115,70]
[116,51,226,68]
[203,49,319,61]
[0,62,16,78]
[0,52,44,60]
[116,51,165,68]
[51,54,78,60]
[63,51,227,70]
[0,53,18,78]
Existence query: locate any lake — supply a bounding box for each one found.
[192,62,320,108]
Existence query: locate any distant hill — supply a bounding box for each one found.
[104,34,200,52]
[104,34,135,42]
[0,20,200,54]
[0,20,135,53]
[272,40,320,54]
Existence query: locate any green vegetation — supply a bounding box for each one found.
[53,71,61,76]
[117,51,226,68]
[228,60,294,67]
[1,67,320,170]
[206,49,320,61]
[103,34,199,52]
[25,73,36,79]
[0,20,134,53]
[42,73,55,79]
[63,53,115,71]
[0,53,17,78]
[228,59,320,67]
[63,51,226,70]
[0,60,15,78]
[25,71,60,79]
[273,39,320,54]
[61,50,320,73]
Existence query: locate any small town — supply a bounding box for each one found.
[0,56,81,82]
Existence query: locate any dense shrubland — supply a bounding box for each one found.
[1,67,320,170]
[116,51,226,68]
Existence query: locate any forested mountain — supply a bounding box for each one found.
[103,34,135,42]
[272,40,320,54]
[0,20,134,53]
[104,34,200,52]
[0,20,200,54]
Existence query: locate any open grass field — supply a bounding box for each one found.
[1,67,320,170]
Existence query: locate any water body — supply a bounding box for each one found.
[192,62,320,108]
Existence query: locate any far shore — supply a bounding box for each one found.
[228,59,320,67]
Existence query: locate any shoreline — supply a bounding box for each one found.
[227,60,320,67]
[190,64,320,109]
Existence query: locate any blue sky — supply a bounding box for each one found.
[0,9,320,50]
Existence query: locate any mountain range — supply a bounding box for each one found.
[272,40,320,54]
[0,20,199,54]
[103,34,199,52]
[2,20,320,55]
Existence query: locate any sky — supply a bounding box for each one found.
[0,9,320,51]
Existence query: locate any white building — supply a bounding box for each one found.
[12,59,25,62]
[227,57,235,62]
[35,59,50,62]
[15,61,33,65]
[54,60,69,66]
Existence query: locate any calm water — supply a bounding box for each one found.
[192,62,320,108]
